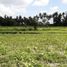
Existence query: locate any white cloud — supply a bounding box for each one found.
[48,6,60,14]
[0,4,27,17]
[62,0,67,4]
[0,0,33,7]
[0,4,14,16]
[33,0,49,6]
[0,0,33,17]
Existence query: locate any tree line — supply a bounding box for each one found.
[0,12,67,27]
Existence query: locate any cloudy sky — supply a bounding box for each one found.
[0,0,67,17]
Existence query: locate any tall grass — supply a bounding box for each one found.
[0,27,67,67]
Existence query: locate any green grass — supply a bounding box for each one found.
[0,27,67,67]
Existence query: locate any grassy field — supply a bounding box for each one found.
[0,27,67,67]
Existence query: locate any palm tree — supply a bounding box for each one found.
[39,13,43,19]
[43,13,47,17]
[52,12,58,25]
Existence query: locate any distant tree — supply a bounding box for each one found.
[23,17,30,26]
[43,13,47,17]
[18,16,24,26]
[63,13,67,26]
[0,16,4,26]
[29,16,37,30]
[53,12,59,26]
[39,13,43,19]
[57,13,62,25]
[0,11,67,27]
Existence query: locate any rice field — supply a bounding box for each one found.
[0,27,67,67]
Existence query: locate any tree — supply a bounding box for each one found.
[43,13,47,17]
[39,13,43,19]
[53,12,59,26]
[63,13,67,26]
[29,16,37,30]
[0,16,4,26]
[18,16,24,26]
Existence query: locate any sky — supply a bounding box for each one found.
[0,0,67,17]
